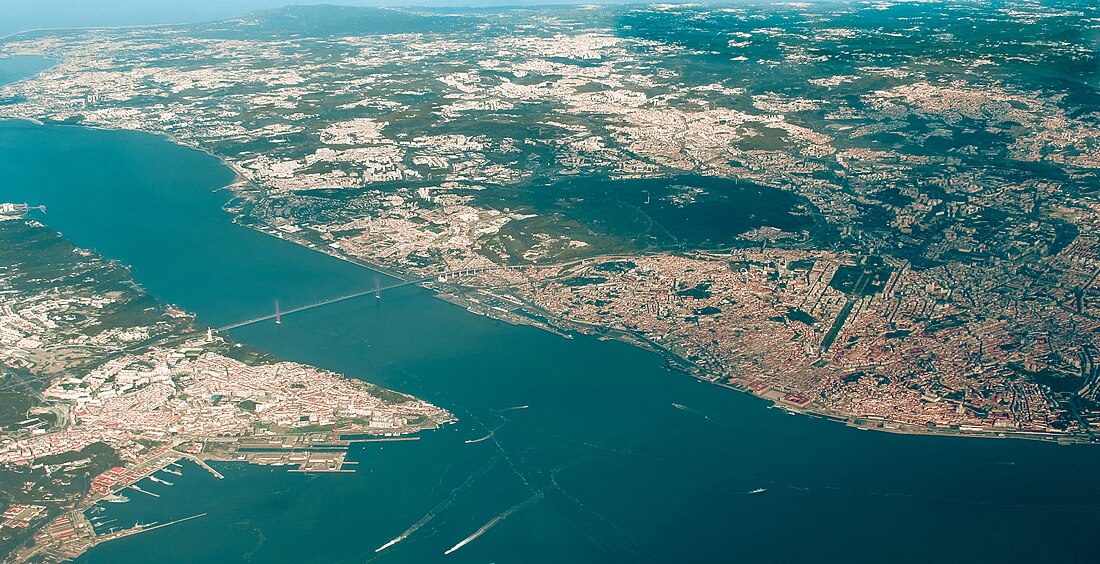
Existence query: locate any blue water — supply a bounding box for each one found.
[2,119,1100,563]
[0,55,54,87]
[0,1,312,38]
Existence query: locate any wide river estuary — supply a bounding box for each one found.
[2,108,1100,562]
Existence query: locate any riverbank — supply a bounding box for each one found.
[187,140,1087,445]
[4,118,1100,563]
[2,108,1084,448]
[2,52,1079,445]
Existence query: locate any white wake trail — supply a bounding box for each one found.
[375,456,500,553]
[444,493,543,555]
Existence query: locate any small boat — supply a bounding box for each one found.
[465,433,493,444]
[749,488,767,494]
[672,403,709,419]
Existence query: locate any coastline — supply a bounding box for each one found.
[0,213,456,562]
[4,7,1100,562]
[0,22,185,44]
[0,114,1085,446]
[209,165,1089,445]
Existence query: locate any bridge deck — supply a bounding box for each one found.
[217,266,521,332]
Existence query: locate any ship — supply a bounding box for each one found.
[104,495,129,504]
[129,485,159,497]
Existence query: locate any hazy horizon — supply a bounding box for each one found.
[0,0,653,39]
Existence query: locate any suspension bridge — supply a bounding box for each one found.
[216,265,528,332]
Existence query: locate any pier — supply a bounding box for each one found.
[340,435,421,443]
[128,485,159,498]
[96,513,207,544]
[181,453,225,479]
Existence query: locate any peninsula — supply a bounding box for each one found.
[2,3,1098,443]
[0,211,452,560]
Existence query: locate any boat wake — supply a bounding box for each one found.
[672,403,709,419]
[443,493,543,555]
[375,456,501,553]
[465,420,506,445]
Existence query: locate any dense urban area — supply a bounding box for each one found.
[0,0,1099,559]
[0,212,451,559]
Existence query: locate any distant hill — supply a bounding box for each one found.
[221,5,470,37]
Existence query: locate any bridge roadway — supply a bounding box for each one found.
[216,266,524,332]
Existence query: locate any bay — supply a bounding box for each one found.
[0,55,54,88]
[2,119,1099,563]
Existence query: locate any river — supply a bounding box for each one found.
[2,72,1100,563]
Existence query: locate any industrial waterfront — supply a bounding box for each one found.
[3,118,1100,563]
